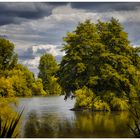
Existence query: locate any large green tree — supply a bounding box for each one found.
[38,53,61,94]
[58,18,140,110]
[58,20,103,93]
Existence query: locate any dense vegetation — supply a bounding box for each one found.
[0,38,46,97]
[58,18,140,111]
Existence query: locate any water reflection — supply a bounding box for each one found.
[23,110,70,137]
[18,97,134,138]
[23,111,74,137]
[74,111,132,137]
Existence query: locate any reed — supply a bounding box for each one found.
[0,109,24,138]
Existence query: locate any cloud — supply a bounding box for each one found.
[19,44,64,74]
[71,2,140,12]
[1,2,139,27]
[30,44,59,56]
[0,2,68,26]
[0,2,140,26]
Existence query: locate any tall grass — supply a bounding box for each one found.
[0,109,24,138]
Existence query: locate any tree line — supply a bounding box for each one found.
[0,38,61,97]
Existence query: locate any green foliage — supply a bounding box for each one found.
[38,53,61,94]
[0,77,15,97]
[0,38,17,70]
[59,20,102,92]
[0,38,47,97]
[32,78,47,96]
[0,53,46,97]
[75,86,95,109]
[94,99,110,111]
[45,76,62,95]
[110,97,129,111]
[58,18,140,111]
[75,87,110,111]
[0,98,17,121]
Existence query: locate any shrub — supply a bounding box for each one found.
[94,99,110,111]
[110,97,129,111]
[75,86,95,109]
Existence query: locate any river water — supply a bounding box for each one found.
[16,96,133,138]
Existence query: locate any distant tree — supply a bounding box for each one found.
[38,53,61,94]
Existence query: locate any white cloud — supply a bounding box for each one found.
[19,44,64,72]
[31,44,58,56]
[22,56,40,68]
[133,44,140,48]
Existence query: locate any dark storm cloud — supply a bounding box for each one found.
[0,2,140,26]
[47,2,68,6]
[0,2,68,26]
[71,2,140,12]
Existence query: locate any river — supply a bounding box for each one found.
[16,96,133,138]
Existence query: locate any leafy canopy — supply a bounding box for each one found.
[58,18,140,110]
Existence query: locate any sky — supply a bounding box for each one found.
[0,2,140,75]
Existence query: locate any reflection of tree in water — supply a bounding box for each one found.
[73,111,133,138]
[24,111,61,137]
[23,110,134,138]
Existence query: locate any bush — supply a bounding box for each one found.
[75,86,95,109]
[75,88,129,111]
[0,77,15,97]
[94,99,110,111]
[110,97,129,111]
